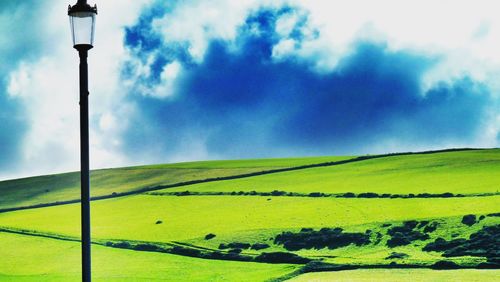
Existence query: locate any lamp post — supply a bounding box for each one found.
[68,1,97,281]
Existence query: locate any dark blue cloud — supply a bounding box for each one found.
[121,6,494,160]
[123,1,176,52]
[276,45,489,152]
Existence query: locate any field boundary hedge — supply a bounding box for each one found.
[147,190,500,199]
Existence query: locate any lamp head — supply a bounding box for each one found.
[68,0,97,50]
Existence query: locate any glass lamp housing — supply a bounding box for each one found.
[68,2,97,48]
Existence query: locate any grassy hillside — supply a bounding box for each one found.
[0,155,352,210]
[0,195,498,243]
[164,149,500,195]
[0,232,298,281]
[0,148,499,281]
[289,269,500,282]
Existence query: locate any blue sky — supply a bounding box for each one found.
[1,0,499,179]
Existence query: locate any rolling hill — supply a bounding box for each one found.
[0,148,499,281]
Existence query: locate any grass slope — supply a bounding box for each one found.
[0,232,297,282]
[0,156,352,210]
[0,195,498,244]
[1,149,499,281]
[289,269,500,282]
[165,149,500,195]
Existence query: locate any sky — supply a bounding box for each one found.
[1,0,499,180]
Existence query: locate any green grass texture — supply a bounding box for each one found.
[1,195,498,243]
[289,269,500,282]
[165,149,500,195]
[0,156,352,210]
[0,232,298,281]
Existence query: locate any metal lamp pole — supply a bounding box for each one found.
[68,1,97,281]
[78,44,91,282]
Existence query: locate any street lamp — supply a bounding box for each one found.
[68,1,97,281]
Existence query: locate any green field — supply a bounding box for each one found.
[0,232,297,281]
[0,156,352,210]
[1,195,498,243]
[289,269,500,282]
[165,150,500,195]
[0,149,499,281]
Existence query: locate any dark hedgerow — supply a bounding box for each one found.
[386,221,429,247]
[431,260,461,269]
[171,246,202,257]
[228,242,251,249]
[308,192,326,197]
[111,241,131,249]
[385,252,409,259]
[206,251,251,261]
[134,243,163,252]
[403,220,418,229]
[302,261,358,272]
[204,233,216,240]
[219,242,251,250]
[423,237,466,252]
[254,252,310,264]
[417,221,429,228]
[274,227,370,251]
[461,214,477,226]
[251,243,270,250]
[423,222,439,233]
[386,236,411,247]
[176,191,191,196]
[357,192,379,198]
[271,190,286,196]
[423,225,500,260]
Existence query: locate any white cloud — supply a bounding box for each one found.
[145,0,500,83]
[152,0,263,62]
[3,0,151,179]
[6,63,30,98]
[126,58,183,98]
[293,0,500,83]
[152,60,182,98]
[6,55,79,176]
[272,39,296,59]
[275,10,300,37]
